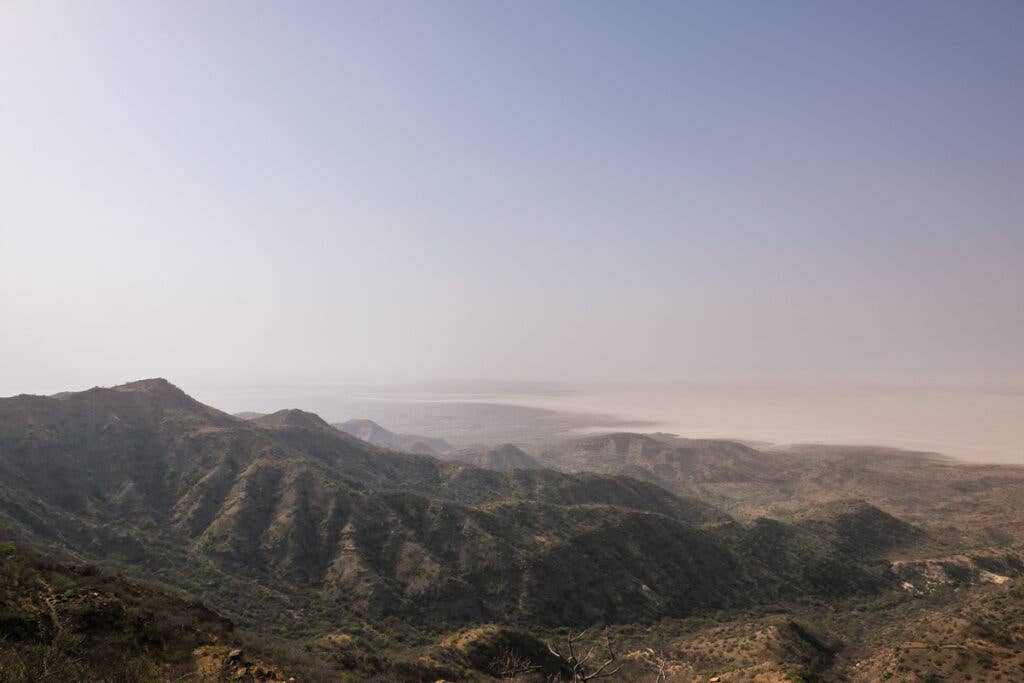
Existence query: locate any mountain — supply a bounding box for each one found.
[4,379,1024,682]
[9,533,1016,683]
[251,408,336,431]
[0,543,550,683]
[335,418,453,455]
[535,432,797,509]
[792,499,924,554]
[540,432,790,485]
[537,433,1024,548]
[445,444,545,471]
[0,379,931,637]
[0,542,279,682]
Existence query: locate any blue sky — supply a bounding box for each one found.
[1,1,1022,390]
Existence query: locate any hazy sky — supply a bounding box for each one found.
[2,1,1023,393]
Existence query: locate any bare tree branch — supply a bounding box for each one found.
[545,627,622,682]
[493,646,542,678]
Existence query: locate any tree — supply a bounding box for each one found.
[546,628,622,682]
[641,648,674,682]
[493,646,542,678]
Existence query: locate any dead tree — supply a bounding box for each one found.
[642,648,673,683]
[546,628,622,682]
[494,646,542,678]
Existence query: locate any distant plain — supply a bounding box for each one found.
[191,379,1024,463]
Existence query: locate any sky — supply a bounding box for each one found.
[2,1,1023,394]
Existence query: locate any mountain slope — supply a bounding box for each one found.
[538,432,795,498]
[0,544,517,683]
[444,444,545,471]
[335,418,452,455]
[0,380,926,634]
[538,433,1024,550]
[0,543,248,682]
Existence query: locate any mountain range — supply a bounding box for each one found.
[2,379,1023,681]
[0,380,931,627]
